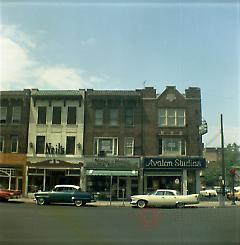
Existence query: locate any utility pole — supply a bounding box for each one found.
[220,114,225,206]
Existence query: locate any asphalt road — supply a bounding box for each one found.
[0,202,239,245]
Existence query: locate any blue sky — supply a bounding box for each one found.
[0,0,239,147]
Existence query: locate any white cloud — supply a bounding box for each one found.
[0,25,107,90]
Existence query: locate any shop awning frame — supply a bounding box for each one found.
[86,170,138,176]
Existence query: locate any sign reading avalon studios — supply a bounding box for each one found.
[144,157,206,169]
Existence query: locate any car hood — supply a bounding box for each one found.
[131,194,150,199]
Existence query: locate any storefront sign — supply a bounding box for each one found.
[144,157,206,169]
[85,157,140,170]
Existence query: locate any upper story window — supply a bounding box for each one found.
[158,108,185,127]
[67,107,76,124]
[12,106,21,123]
[11,136,19,153]
[159,138,186,156]
[109,109,119,126]
[94,137,118,156]
[36,136,45,154]
[66,136,75,155]
[37,107,47,124]
[95,109,103,126]
[0,107,7,124]
[124,137,134,156]
[52,107,61,124]
[125,108,134,126]
[0,136,4,152]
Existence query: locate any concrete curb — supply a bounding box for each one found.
[8,198,240,208]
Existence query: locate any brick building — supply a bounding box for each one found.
[83,86,206,198]
[26,90,85,195]
[0,90,31,194]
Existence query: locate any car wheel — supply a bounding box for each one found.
[75,200,83,207]
[176,202,185,208]
[37,197,45,205]
[137,200,147,208]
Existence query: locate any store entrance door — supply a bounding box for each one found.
[117,177,127,200]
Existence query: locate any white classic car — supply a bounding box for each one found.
[130,189,199,208]
[199,189,217,197]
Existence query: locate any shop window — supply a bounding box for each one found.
[12,106,21,123]
[67,107,76,124]
[37,107,47,124]
[11,136,19,153]
[0,136,4,152]
[95,109,103,126]
[52,107,61,124]
[159,138,186,156]
[0,107,7,124]
[125,108,134,126]
[36,136,45,154]
[66,136,75,155]
[158,108,185,127]
[109,109,119,126]
[124,137,134,156]
[94,137,118,156]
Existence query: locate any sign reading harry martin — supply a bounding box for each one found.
[144,157,206,169]
[85,156,140,170]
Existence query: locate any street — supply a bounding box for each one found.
[0,202,239,245]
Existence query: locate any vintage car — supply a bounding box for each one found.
[34,185,95,207]
[226,188,240,201]
[200,189,218,197]
[130,189,199,208]
[0,185,21,202]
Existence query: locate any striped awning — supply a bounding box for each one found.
[86,170,138,176]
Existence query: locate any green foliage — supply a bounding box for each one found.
[202,143,240,187]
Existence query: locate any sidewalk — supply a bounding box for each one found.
[8,196,240,208]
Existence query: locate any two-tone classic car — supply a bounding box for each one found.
[34,185,95,207]
[130,189,199,208]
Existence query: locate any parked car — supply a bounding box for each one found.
[0,185,21,202]
[227,188,240,201]
[200,189,217,197]
[130,189,199,208]
[34,185,95,207]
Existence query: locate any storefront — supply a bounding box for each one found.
[84,156,141,200]
[26,158,84,193]
[0,154,27,193]
[143,157,206,194]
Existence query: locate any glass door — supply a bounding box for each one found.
[117,177,127,200]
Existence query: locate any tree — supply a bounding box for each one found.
[202,143,240,187]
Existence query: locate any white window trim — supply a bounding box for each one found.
[160,138,186,156]
[124,137,134,156]
[158,108,186,127]
[94,137,118,156]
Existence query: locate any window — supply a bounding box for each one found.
[0,136,4,152]
[125,108,134,126]
[159,138,186,156]
[0,107,7,124]
[158,108,185,127]
[95,109,103,126]
[52,107,61,124]
[110,109,119,126]
[11,136,18,153]
[37,107,47,124]
[156,191,165,196]
[165,191,175,196]
[94,137,118,156]
[36,136,45,154]
[12,106,21,123]
[124,137,134,156]
[66,136,75,155]
[67,107,76,124]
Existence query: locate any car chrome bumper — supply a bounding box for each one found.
[130,200,138,206]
